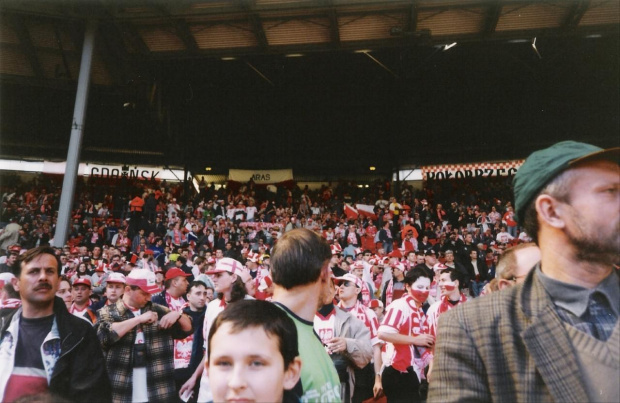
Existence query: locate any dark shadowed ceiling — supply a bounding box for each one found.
[1,0,619,178]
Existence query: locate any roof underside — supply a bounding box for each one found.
[1,0,619,177]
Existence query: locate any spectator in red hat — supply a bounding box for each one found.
[70,277,97,325]
[97,269,192,403]
[381,262,406,308]
[152,268,191,311]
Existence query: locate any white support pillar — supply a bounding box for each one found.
[53,20,97,247]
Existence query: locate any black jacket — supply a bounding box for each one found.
[0,297,111,402]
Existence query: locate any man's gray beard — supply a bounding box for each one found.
[568,226,620,267]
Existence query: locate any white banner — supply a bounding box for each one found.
[228,169,293,184]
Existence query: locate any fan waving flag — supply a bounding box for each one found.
[344,204,359,220]
[356,204,378,221]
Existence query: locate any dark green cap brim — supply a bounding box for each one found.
[513,141,620,223]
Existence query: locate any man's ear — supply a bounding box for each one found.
[497,279,512,290]
[283,356,302,390]
[535,194,566,229]
[11,277,20,293]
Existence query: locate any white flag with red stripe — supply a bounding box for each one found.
[344,204,359,220]
[356,204,377,220]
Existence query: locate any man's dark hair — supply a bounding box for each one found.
[403,267,432,286]
[271,228,331,290]
[14,246,60,277]
[188,280,207,293]
[440,268,466,291]
[177,256,187,264]
[207,299,299,369]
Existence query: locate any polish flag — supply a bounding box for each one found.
[356,204,377,221]
[344,204,359,220]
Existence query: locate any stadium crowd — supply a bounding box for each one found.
[0,166,572,403]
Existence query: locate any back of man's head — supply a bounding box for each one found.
[271,228,331,290]
[496,242,540,288]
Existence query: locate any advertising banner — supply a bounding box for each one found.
[228,169,293,184]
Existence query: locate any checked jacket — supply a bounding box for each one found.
[96,300,192,403]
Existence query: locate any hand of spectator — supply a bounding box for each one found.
[139,311,158,325]
[326,337,347,354]
[413,334,435,348]
[427,359,434,383]
[179,377,196,400]
[159,310,181,329]
[373,376,383,398]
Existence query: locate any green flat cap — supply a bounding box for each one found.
[513,140,619,223]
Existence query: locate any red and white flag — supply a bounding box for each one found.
[356,204,377,220]
[344,204,359,220]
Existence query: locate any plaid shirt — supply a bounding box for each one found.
[96,300,192,403]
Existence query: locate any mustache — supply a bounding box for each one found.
[35,284,52,291]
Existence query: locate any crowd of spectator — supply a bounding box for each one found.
[0,171,530,403]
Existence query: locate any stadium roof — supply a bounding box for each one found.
[1,0,619,178]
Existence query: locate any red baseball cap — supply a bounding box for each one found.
[73,277,91,288]
[164,267,191,281]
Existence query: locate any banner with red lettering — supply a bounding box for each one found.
[422,160,524,181]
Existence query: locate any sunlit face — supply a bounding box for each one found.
[15,254,59,308]
[213,271,236,293]
[125,286,152,309]
[208,324,300,403]
[353,267,364,279]
[106,282,125,303]
[438,272,458,298]
[72,284,91,305]
[406,276,431,298]
[56,279,72,307]
[337,280,359,302]
[206,288,215,301]
[187,284,208,310]
[559,161,620,265]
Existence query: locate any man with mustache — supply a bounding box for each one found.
[0,246,111,402]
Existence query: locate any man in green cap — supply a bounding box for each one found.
[428,140,619,402]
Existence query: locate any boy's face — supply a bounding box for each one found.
[106,282,124,303]
[208,324,300,403]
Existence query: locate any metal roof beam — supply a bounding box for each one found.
[324,0,340,46]
[241,0,268,50]
[121,22,152,56]
[175,19,199,52]
[407,1,418,33]
[10,15,45,79]
[563,0,589,30]
[483,1,502,37]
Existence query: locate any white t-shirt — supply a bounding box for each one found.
[129,307,148,402]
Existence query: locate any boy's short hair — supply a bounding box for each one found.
[207,300,299,369]
[271,228,331,290]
